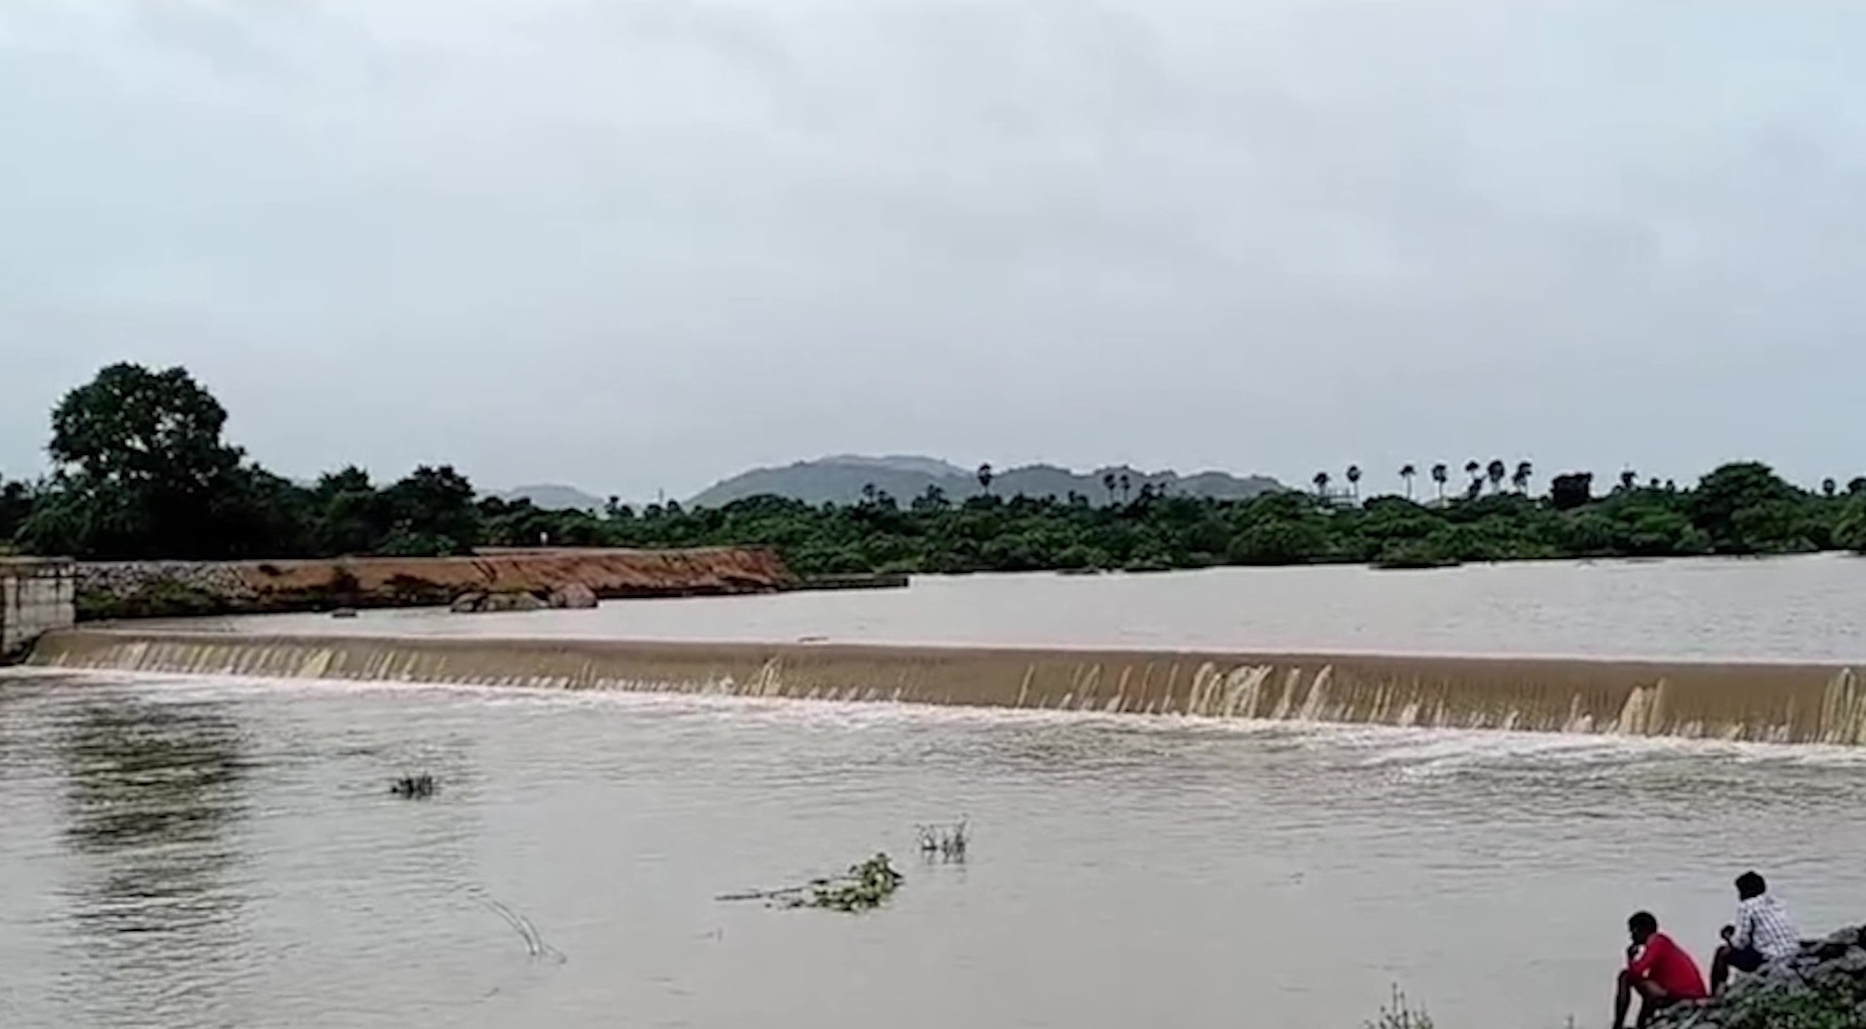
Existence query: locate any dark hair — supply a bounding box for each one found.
[1736,872,1767,898]
[1630,911,1659,934]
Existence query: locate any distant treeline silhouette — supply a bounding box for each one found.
[4,363,1865,574]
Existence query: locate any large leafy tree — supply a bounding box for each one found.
[21,363,269,558]
[310,466,391,555]
[380,465,481,555]
[1690,462,1802,553]
[49,363,244,490]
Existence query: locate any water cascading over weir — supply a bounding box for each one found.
[23,629,1866,746]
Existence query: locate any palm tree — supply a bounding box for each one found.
[1431,463,1449,502]
[1464,460,1482,494]
[976,463,994,494]
[1823,477,1839,498]
[1485,459,1506,493]
[1619,468,1638,492]
[1345,465,1362,500]
[861,482,878,504]
[1102,471,1117,505]
[1511,460,1533,494]
[1118,472,1131,504]
[1400,464,1417,500]
[1313,471,1331,497]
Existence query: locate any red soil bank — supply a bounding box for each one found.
[242,547,795,607]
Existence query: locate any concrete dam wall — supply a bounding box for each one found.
[1,558,76,659]
[26,629,1866,746]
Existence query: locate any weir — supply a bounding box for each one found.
[22,628,1866,745]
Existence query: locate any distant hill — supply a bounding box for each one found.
[688,456,1282,507]
[500,484,605,512]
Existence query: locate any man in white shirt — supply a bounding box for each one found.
[1710,870,1800,992]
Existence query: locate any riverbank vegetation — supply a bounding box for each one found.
[5,363,1866,573]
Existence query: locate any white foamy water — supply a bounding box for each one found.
[3,668,1863,1029]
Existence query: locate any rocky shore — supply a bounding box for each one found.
[1653,925,1866,1029]
[73,548,797,620]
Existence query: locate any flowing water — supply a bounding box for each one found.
[3,671,1866,1029]
[8,556,1866,1027]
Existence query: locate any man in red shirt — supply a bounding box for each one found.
[1614,911,1710,1029]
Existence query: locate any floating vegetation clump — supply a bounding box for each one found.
[915,819,969,862]
[391,773,435,799]
[719,853,905,913]
[809,854,906,912]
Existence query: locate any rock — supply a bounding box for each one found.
[450,590,550,614]
[477,590,547,613]
[548,583,598,609]
[1815,936,1857,962]
[1649,924,1866,1029]
[449,591,487,614]
[75,561,260,618]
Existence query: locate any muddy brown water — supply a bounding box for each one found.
[7,557,1866,1028]
[154,555,1866,661]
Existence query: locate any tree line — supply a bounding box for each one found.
[4,363,1865,574]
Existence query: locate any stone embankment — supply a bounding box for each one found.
[75,547,796,620]
[1653,925,1866,1029]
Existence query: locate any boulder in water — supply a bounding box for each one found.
[449,591,487,614]
[477,590,547,613]
[450,589,550,613]
[548,584,598,609]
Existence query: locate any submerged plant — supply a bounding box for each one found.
[915,819,969,862]
[1364,986,1434,1029]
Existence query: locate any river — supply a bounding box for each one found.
[5,556,1866,1027]
[163,554,1866,661]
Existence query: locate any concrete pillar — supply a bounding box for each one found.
[1,557,76,660]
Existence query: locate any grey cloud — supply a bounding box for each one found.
[3,0,1862,500]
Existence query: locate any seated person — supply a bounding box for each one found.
[1615,911,1708,1029]
[1711,871,1799,991]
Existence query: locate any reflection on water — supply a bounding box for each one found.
[55,695,251,1027]
[2,671,1865,1029]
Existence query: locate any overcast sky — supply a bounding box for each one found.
[3,0,1862,501]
